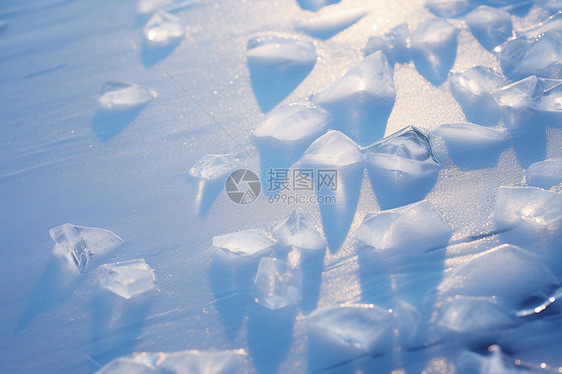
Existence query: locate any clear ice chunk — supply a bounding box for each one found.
[438,296,515,344]
[189,154,239,180]
[138,0,172,14]
[297,9,367,40]
[499,13,562,80]
[98,259,156,299]
[272,210,326,251]
[526,158,562,190]
[98,81,157,112]
[50,223,123,272]
[247,33,317,112]
[311,51,395,145]
[296,0,341,11]
[411,18,459,85]
[456,346,522,374]
[143,10,185,50]
[354,200,452,262]
[299,130,364,168]
[253,257,302,310]
[449,66,507,126]
[212,230,276,256]
[433,123,510,170]
[308,304,394,355]
[426,0,477,18]
[252,103,328,146]
[465,6,512,51]
[96,349,247,374]
[364,23,410,65]
[439,244,560,308]
[364,126,440,209]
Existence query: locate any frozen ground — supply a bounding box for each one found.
[0,0,561,373]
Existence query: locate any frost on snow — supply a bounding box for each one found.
[98,259,156,299]
[50,223,123,272]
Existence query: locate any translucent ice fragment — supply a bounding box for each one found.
[364,23,410,64]
[98,81,157,112]
[465,6,512,51]
[355,200,451,261]
[308,304,393,355]
[296,0,341,11]
[456,346,523,374]
[433,123,510,170]
[411,18,459,85]
[449,66,507,126]
[189,154,239,180]
[297,9,367,40]
[426,0,477,18]
[273,210,326,251]
[96,349,247,374]
[438,296,515,345]
[50,223,123,272]
[500,13,562,80]
[143,11,185,50]
[247,34,316,112]
[494,186,562,263]
[98,259,156,299]
[364,126,440,209]
[212,230,276,256]
[138,0,172,14]
[298,131,364,249]
[526,158,562,189]
[311,51,395,144]
[439,244,560,308]
[253,257,302,309]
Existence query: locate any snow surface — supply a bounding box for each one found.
[1,0,562,373]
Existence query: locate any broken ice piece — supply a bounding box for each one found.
[297,9,367,40]
[247,34,316,112]
[465,6,512,51]
[364,24,410,64]
[308,304,393,356]
[364,126,440,209]
[456,346,523,374]
[296,0,341,11]
[50,223,123,272]
[98,81,157,112]
[438,296,516,346]
[439,244,560,309]
[143,10,185,50]
[526,158,562,190]
[449,66,507,126]
[253,257,302,310]
[298,131,364,250]
[499,13,562,80]
[433,123,510,171]
[426,0,477,18]
[96,349,247,374]
[411,18,458,85]
[311,51,395,145]
[355,200,452,262]
[252,103,328,180]
[273,210,326,251]
[98,259,156,299]
[138,0,172,14]
[212,230,276,256]
[189,154,239,180]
